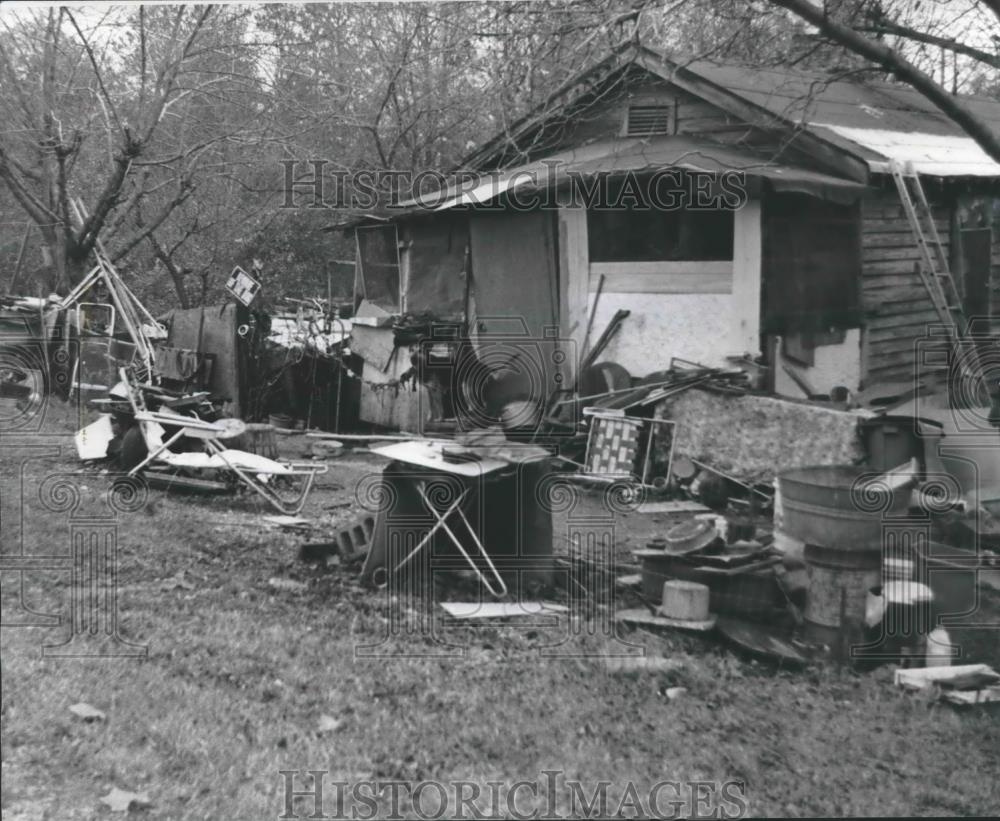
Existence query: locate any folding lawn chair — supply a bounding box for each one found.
[126,406,327,516]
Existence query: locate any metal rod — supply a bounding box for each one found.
[7,222,31,295]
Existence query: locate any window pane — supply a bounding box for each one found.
[356,225,400,311]
[587,175,734,262]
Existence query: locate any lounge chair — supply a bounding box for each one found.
[126,407,327,515]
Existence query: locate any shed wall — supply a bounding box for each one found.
[860,185,952,386]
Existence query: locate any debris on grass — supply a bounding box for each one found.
[268,577,308,593]
[99,787,152,813]
[440,602,569,619]
[603,656,684,675]
[317,714,343,734]
[262,515,312,530]
[68,702,106,722]
[895,663,1000,706]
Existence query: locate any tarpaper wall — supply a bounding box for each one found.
[401,213,468,317]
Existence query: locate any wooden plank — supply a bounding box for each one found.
[861,228,947,250]
[866,306,939,322]
[862,272,925,286]
[863,287,933,304]
[866,313,940,332]
[590,260,733,277]
[862,280,926,296]
[863,218,950,233]
[868,336,934,356]
[863,259,940,275]
[589,260,733,294]
[863,246,950,262]
[869,325,949,343]
[589,269,732,294]
[868,343,948,365]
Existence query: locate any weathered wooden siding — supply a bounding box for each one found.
[860,185,952,385]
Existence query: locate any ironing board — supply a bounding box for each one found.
[368,441,513,597]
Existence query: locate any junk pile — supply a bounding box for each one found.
[77,366,328,515]
[615,406,993,685]
[253,297,357,433]
[0,212,345,513]
[65,279,338,514]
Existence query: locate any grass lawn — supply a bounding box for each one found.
[2,401,1000,819]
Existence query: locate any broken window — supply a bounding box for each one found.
[355,224,401,311]
[587,175,734,263]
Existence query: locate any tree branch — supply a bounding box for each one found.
[65,9,125,135]
[859,18,1000,70]
[769,0,1000,165]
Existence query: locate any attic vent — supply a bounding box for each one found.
[625,104,672,136]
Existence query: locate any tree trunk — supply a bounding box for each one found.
[148,234,191,308]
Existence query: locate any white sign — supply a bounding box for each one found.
[225,266,261,306]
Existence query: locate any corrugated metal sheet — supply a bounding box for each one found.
[810,125,1000,177]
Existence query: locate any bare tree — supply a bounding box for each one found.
[0,5,285,295]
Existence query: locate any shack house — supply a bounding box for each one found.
[341,45,1000,431]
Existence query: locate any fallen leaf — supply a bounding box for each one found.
[99,788,152,813]
[69,702,106,722]
[317,714,342,733]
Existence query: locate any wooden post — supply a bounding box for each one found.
[732,199,762,356]
[557,201,589,380]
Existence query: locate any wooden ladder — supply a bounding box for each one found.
[889,159,981,383]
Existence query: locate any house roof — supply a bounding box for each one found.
[325,133,862,231]
[401,135,865,211]
[463,44,1000,180]
[682,58,1000,177]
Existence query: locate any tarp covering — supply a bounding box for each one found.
[468,209,563,406]
[402,212,468,316]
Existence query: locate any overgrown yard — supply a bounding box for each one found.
[2,409,1000,819]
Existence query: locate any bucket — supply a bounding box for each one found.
[658,580,711,622]
[802,542,881,645]
[778,465,910,549]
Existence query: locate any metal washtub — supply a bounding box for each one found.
[777,465,910,550]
